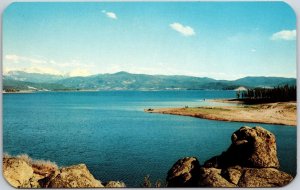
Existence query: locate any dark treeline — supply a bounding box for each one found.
[236,85,296,103]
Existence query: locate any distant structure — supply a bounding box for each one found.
[235,87,247,99]
[234,86,247,91]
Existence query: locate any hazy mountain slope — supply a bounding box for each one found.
[233,76,296,88]
[56,71,219,90]
[3,71,296,91]
[4,71,66,83]
[3,78,72,91]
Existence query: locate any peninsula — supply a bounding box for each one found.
[145,101,296,126]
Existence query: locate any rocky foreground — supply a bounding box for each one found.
[166,126,293,187]
[3,126,294,188]
[3,155,126,188]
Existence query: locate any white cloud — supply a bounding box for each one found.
[23,66,63,75]
[5,54,47,64]
[5,54,21,62]
[106,12,117,19]
[3,67,19,75]
[68,68,92,77]
[4,54,95,77]
[170,22,195,36]
[271,30,296,41]
[21,66,92,77]
[102,10,117,20]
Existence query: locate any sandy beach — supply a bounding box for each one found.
[2,90,35,94]
[145,101,296,126]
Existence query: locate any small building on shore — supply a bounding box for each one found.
[234,86,247,91]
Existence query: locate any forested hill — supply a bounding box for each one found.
[3,71,296,91]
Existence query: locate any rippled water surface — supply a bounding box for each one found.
[3,91,296,187]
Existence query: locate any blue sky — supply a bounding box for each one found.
[3,2,296,80]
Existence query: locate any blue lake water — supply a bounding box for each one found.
[3,91,296,187]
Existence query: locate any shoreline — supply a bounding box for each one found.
[2,89,241,94]
[145,100,296,126]
[207,98,244,104]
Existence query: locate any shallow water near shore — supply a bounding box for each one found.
[3,90,296,187]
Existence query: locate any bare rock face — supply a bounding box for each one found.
[32,162,57,178]
[232,126,279,168]
[47,164,104,188]
[198,167,292,187]
[3,156,125,188]
[221,166,243,185]
[167,126,294,188]
[105,181,126,187]
[198,167,236,187]
[166,157,201,187]
[3,157,34,188]
[238,168,293,187]
[205,126,279,168]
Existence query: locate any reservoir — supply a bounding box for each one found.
[3,90,296,187]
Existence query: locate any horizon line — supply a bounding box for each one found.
[3,69,296,81]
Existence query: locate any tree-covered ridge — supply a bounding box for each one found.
[237,85,296,103]
[3,71,296,91]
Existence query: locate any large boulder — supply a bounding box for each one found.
[47,164,104,188]
[198,167,236,187]
[205,126,279,168]
[166,157,201,187]
[3,155,126,188]
[198,166,292,187]
[167,126,293,188]
[238,168,293,187]
[3,157,34,188]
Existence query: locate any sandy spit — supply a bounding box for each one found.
[145,101,296,126]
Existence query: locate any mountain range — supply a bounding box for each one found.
[2,71,296,91]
